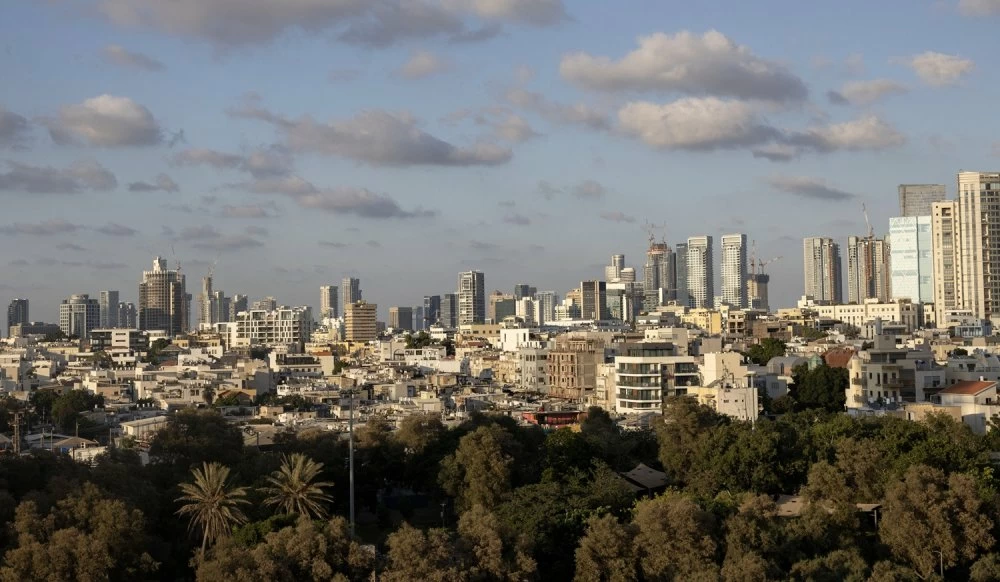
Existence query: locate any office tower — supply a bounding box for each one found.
[847,236,890,303]
[958,171,1000,321]
[535,291,557,324]
[344,300,377,342]
[252,296,278,311]
[803,237,843,303]
[899,184,946,217]
[720,234,748,308]
[423,295,441,327]
[686,236,714,309]
[605,254,626,282]
[643,243,676,311]
[413,306,425,331]
[619,267,636,283]
[230,294,248,321]
[607,282,643,322]
[198,277,213,327]
[117,302,137,329]
[341,277,362,315]
[674,242,689,307]
[389,306,413,331]
[747,273,770,312]
[889,216,934,303]
[440,293,458,328]
[931,201,962,311]
[458,270,486,325]
[59,294,100,339]
[513,284,536,300]
[211,291,230,324]
[320,285,339,319]
[7,298,28,337]
[488,291,514,322]
[580,280,609,320]
[515,298,536,325]
[98,290,119,328]
[138,256,188,336]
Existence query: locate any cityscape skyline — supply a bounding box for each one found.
[3,2,999,321]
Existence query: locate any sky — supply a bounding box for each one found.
[2,0,1000,323]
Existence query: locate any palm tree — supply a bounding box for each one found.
[176,462,250,553]
[262,453,334,519]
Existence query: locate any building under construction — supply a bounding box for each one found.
[138,257,189,337]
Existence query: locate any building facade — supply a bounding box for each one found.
[803,237,842,303]
[59,294,100,339]
[440,293,458,328]
[320,285,339,319]
[720,233,748,308]
[931,200,962,311]
[898,184,946,217]
[388,306,413,331]
[643,243,675,310]
[889,216,934,303]
[957,171,1000,323]
[458,271,486,325]
[138,257,189,336]
[234,306,313,348]
[675,242,689,307]
[686,236,714,309]
[98,290,119,329]
[580,280,609,320]
[6,299,28,337]
[423,295,441,327]
[344,300,377,342]
[341,277,361,316]
[847,236,890,304]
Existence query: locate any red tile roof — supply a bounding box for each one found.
[939,380,996,395]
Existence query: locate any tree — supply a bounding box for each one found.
[457,504,536,580]
[632,493,719,580]
[439,424,517,511]
[789,549,867,581]
[721,495,783,582]
[879,465,994,579]
[50,390,104,433]
[176,462,251,554]
[746,339,786,366]
[262,453,334,519]
[790,364,847,412]
[150,408,245,468]
[574,514,637,582]
[405,331,434,350]
[657,396,727,485]
[395,413,444,455]
[381,523,466,582]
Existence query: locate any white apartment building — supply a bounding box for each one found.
[720,233,748,308]
[814,299,921,332]
[686,236,714,309]
[320,285,339,319]
[932,201,963,311]
[889,216,934,303]
[233,306,312,349]
[614,342,699,414]
[803,237,842,303]
[958,172,1000,325]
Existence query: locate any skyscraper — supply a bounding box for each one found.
[230,294,248,321]
[99,290,119,328]
[889,216,934,303]
[580,280,609,320]
[458,271,486,325]
[320,285,339,319]
[931,201,962,311]
[440,293,458,328]
[513,284,536,300]
[847,236,891,303]
[899,184,946,217]
[388,306,413,331]
[341,277,361,315]
[803,237,842,303]
[535,291,557,324]
[686,236,714,309]
[211,291,230,323]
[720,234,748,308]
[423,295,441,327]
[674,242,689,307]
[605,254,626,282]
[198,277,214,327]
[59,294,100,339]
[138,257,188,336]
[344,300,377,342]
[7,298,28,337]
[958,171,1000,322]
[117,302,137,329]
[643,243,676,310]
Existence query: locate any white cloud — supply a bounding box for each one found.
[903,52,974,86]
[959,0,1000,15]
[767,175,857,201]
[506,88,609,130]
[599,211,636,223]
[0,160,117,194]
[828,79,907,106]
[45,95,162,146]
[0,220,82,236]
[617,98,778,150]
[128,173,179,192]
[0,107,30,149]
[396,50,450,80]
[102,44,165,71]
[793,115,906,152]
[173,146,292,178]
[560,30,808,102]
[442,0,566,24]
[296,188,436,218]
[95,222,138,236]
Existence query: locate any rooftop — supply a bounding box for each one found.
[938,380,997,396]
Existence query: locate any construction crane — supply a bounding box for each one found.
[757,256,782,274]
[862,203,874,239]
[642,221,666,247]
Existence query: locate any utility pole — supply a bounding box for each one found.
[348,387,356,538]
[12,411,22,455]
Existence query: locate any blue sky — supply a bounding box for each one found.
[2,0,998,322]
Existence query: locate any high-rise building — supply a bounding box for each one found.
[803,237,843,303]
[889,216,934,303]
[580,280,609,320]
[931,201,962,311]
[605,254,626,283]
[440,293,458,328]
[899,184,946,217]
[619,267,636,283]
[747,273,770,312]
[229,294,248,321]
[138,257,188,336]
[515,298,536,325]
[211,291,230,324]
[198,277,214,327]
[488,291,514,322]
[675,242,689,307]
[320,285,339,319]
[423,295,441,327]
[341,277,362,315]
[388,306,413,331]
[234,306,312,349]
[252,296,278,311]
[513,284,536,301]
[99,290,119,328]
[458,271,486,325]
[344,300,377,342]
[847,236,890,304]
[535,291,557,324]
[686,236,714,309]
[117,302,137,329]
[413,306,425,331]
[720,234,748,308]
[643,243,676,311]
[7,298,28,337]
[59,294,100,339]
[958,171,1000,322]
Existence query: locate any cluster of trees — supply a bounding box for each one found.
[2,395,1000,579]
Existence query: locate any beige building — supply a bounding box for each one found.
[547,335,605,400]
[681,309,723,334]
[932,200,962,312]
[814,299,920,332]
[344,301,377,342]
[803,237,842,303]
[847,236,890,304]
[388,306,413,331]
[958,171,1000,324]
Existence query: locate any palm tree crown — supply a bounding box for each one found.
[176,461,250,553]
[263,453,335,519]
